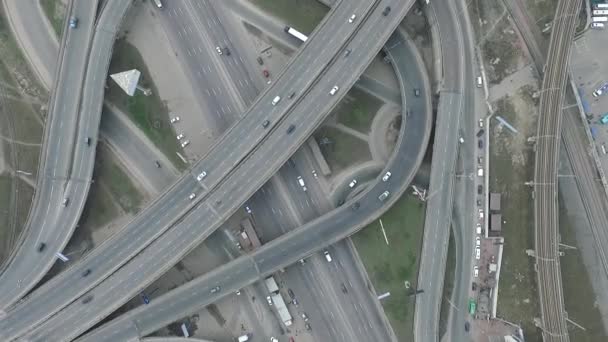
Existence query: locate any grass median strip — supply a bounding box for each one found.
[352,192,425,341]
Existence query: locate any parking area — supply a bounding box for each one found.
[571,26,608,173]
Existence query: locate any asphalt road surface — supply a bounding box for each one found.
[75,29,432,341]
[0,0,100,309]
[1,0,414,340]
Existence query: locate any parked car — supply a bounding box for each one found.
[349,179,357,188]
[382,171,392,182]
[38,243,46,252]
[170,116,180,123]
[69,17,78,29]
[263,69,270,78]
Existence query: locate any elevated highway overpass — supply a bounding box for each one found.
[76,26,432,341]
[1,0,416,340]
[0,0,101,308]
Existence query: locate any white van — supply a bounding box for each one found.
[272,96,281,105]
[324,250,332,262]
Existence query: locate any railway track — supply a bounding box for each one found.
[533,0,581,340]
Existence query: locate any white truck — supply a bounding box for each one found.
[264,276,293,327]
[270,293,293,326]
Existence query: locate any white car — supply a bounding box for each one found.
[216,46,223,55]
[312,169,318,178]
[181,140,190,148]
[475,247,481,260]
[266,296,273,306]
[176,133,184,140]
[196,171,207,181]
[349,179,357,188]
[478,208,484,219]
[329,85,339,95]
[297,176,307,192]
[189,193,196,200]
[476,224,482,235]
[478,118,484,128]
[245,205,252,214]
[348,14,356,23]
[170,116,180,123]
[382,171,392,182]
[324,250,332,262]
[459,137,464,144]
[473,266,479,278]
[475,236,481,247]
[592,22,605,29]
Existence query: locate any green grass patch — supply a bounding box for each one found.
[490,97,541,341]
[438,230,456,338]
[94,144,143,214]
[558,195,608,341]
[335,88,383,134]
[250,0,328,34]
[40,0,65,38]
[77,180,120,230]
[314,126,371,173]
[525,0,558,33]
[106,39,184,169]
[352,193,426,341]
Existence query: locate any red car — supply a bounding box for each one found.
[263,69,270,78]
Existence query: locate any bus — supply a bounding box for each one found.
[284,26,308,42]
[468,298,477,315]
[593,16,608,22]
[593,10,608,15]
[595,3,608,9]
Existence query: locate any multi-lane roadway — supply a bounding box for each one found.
[75,27,432,340]
[0,0,100,308]
[2,0,415,340]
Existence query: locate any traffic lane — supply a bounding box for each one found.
[0,180,201,338]
[81,257,261,342]
[429,3,462,93]
[99,107,179,193]
[187,0,258,106]
[75,52,429,340]
[16,0,414,334]
[0,0,100,309]
[23,56,401,338]
[5,0,372,326]
[160,4,239,129]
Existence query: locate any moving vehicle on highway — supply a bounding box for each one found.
[38,243,46,252]
[272,96,281,105]
[210,286,221,294]
[382,171,392,182]
[382,6,391,16]
[141,293,150,304]
[176,133,184,140]
[82,295,93,304]
[181,140,190,148]
[329,85,339,95]
[196,171,207,181]
[153,0,163,8]
[216,46,223,55]
[348,14,357,23]
[349,179,357,188]
[69,17,78,29]
[262,69,269,78]
[189,193,196,200]
[324,250,332,262]
[297,176,307,191]
[378,190,390,201]
[284,26,308,42]
[62,198,69,207]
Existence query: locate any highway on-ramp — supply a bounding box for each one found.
[0,0,101,309]
[2,1,415,341]
[76,32,433,341]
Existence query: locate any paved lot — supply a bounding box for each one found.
[570,28,608,172]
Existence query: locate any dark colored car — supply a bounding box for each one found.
[351,202,360,211]
[344,49,352,57]
[341,283,348,293]
[82,295,93,304]
[141,293,150,304]
[477,185,483,194]
[476,129,485,137]
[155,160,161,168]
[288,92,296,99]
[472,282,477,291]
[288,289,295,300]
[224,47,231,56]
[478,139,484,149]
[38,243,46,252]
[287,124,295,134]
[85,137,91,146]
[82,269,91,277]
[263,69,270,78]
[464,321,470,332]
[382,6,391,16]
[257,57,264,65]
[262,120,270,128]
[305,323,312,331]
